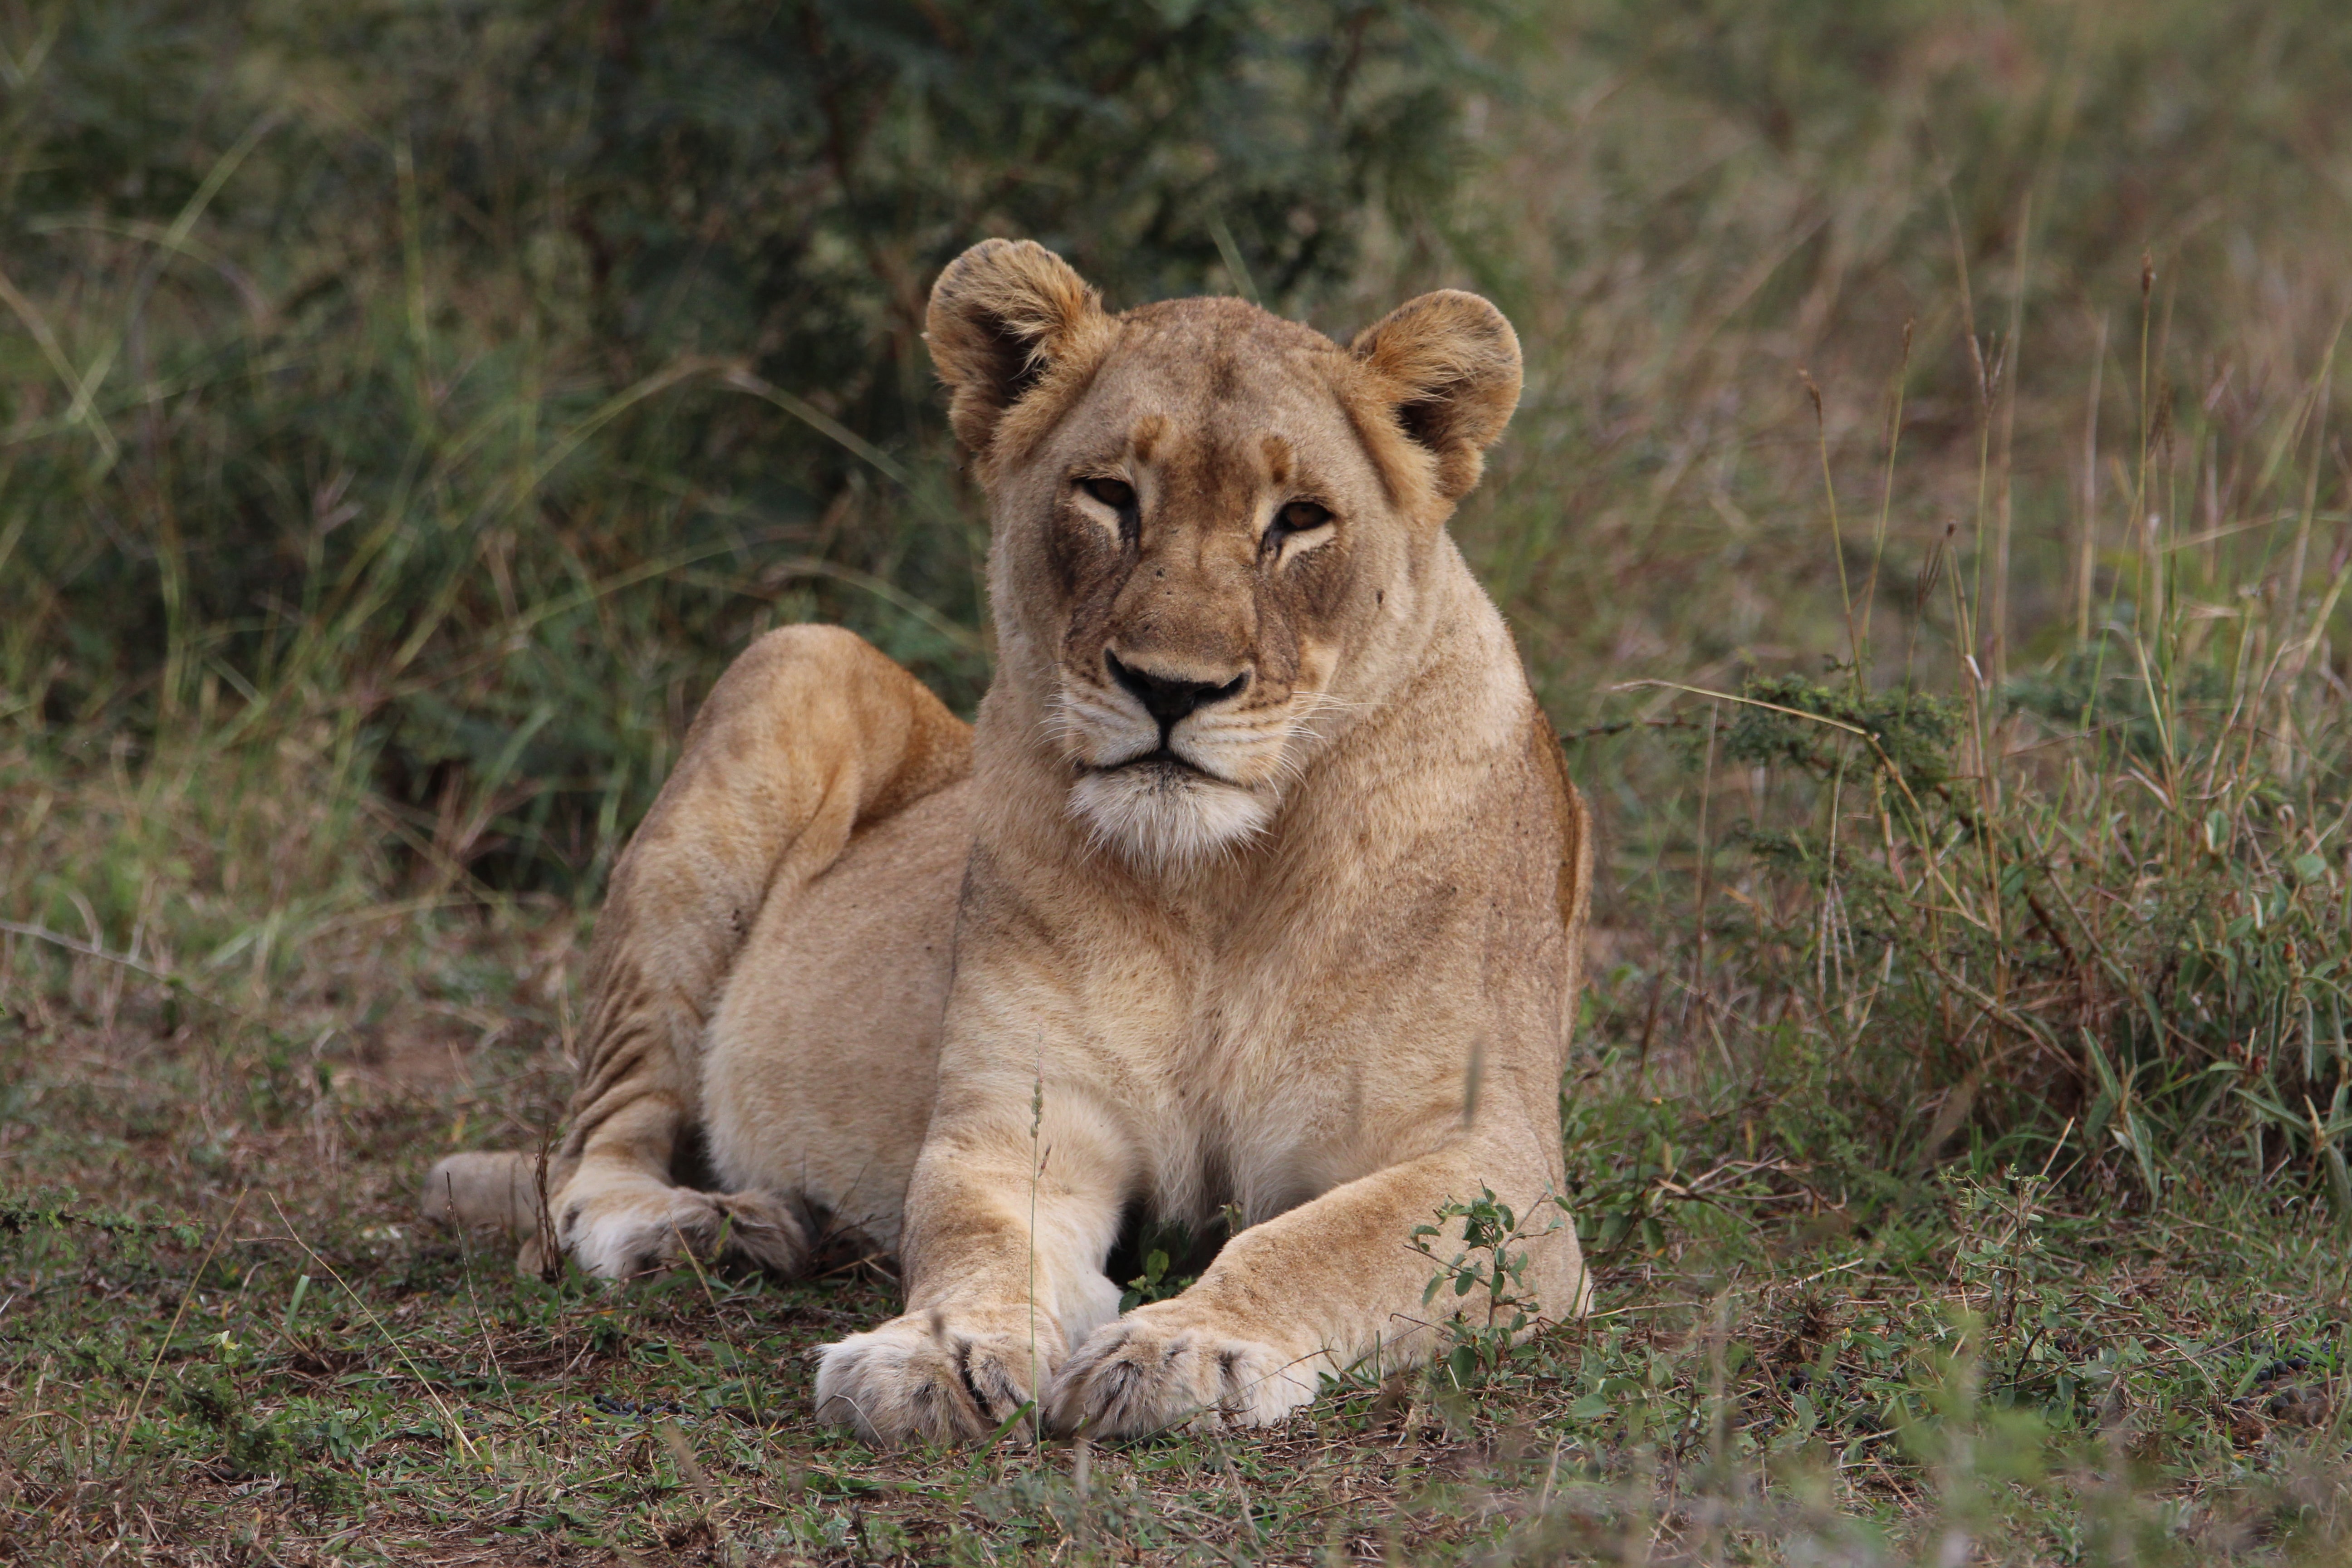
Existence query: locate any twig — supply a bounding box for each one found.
[1220,1452,1263,1547]
[1582,1300,1710,1320]
[1611,678,1990,926]
[657,1420,741,1568]
[0,917,260,1026]
[114,1188,249,1464]
[669,1215,768,1431]
[265,1193,486,1467]
[450,1174,510,1399]
[0,918,176,981]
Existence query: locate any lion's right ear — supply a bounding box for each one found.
[926,239,1111,457]
[1349,289,1522,503]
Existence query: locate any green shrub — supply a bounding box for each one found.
[0,0,1505,893]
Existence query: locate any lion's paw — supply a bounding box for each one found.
[559,1177,804,1281]
[813,1311,1057,1446]
[1049,1301,1324,1438]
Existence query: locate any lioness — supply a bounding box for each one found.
[429,238,1594,1442]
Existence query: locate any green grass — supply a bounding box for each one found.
[6,0,2352,1560]
[0,1037,2345,1562]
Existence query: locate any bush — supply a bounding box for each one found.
[0,0,1506,893]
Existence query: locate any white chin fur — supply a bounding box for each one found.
[1070,766,1272,868]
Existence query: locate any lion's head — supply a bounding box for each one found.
[926,239,1521,868]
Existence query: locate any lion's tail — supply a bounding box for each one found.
[421,1150,543,1235]
[420,625,972,1266]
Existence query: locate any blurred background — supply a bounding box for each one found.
[6,0,2352,1278]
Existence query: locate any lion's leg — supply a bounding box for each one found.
[550,624,970,1280]
[699,775,970,1262]
[1048,1134,1585,1438]
[811,1088,1132,1445]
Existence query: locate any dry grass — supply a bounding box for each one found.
[2,966,2347,1562]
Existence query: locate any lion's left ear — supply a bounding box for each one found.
[926,238,1112,458]
[1349,290,1522,501]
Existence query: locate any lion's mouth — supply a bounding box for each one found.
[1096,745,1213,779]
[1090,742,1257,789]
[1067,739,1272,864]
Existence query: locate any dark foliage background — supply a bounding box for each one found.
[2,0,1499,889]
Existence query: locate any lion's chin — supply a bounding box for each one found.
[1069,763,1272,869]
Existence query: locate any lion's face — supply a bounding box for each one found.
[926,241,1521,868]
[1026,301,1398,865]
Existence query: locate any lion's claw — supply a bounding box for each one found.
[815,1312,1057,1446]
[1049,1303,1323,1438]
[560,1180,804,1280]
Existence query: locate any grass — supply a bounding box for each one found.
[1,1034,2346,1562]
[6,0,2352,1560]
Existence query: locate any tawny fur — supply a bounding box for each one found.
[426,237,1594,1445]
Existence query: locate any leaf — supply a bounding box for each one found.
[982,1399,1039,1450]
[2080,1027,2125,1103]
[2121,1110,2162,1202]
[2203,808,2230,855]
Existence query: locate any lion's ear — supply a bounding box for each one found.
[1349,290,1522,501]
[926,239,1109,456]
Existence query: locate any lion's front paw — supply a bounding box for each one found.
[1049,1301,1325,1438]
[559,1177,805,1281]
[813,1311,1058,1446]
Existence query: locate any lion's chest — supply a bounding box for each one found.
[1108,906,1484,1229]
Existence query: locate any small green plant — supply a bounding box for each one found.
[1115,1245,1188,1315]
[1115,1215,1218,1312]
[1410,1187,1573,1389]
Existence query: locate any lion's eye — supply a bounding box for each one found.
[1266,500,1332,553]
[1081,476,1136,510]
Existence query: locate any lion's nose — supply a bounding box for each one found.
[1106,652,1248,728]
